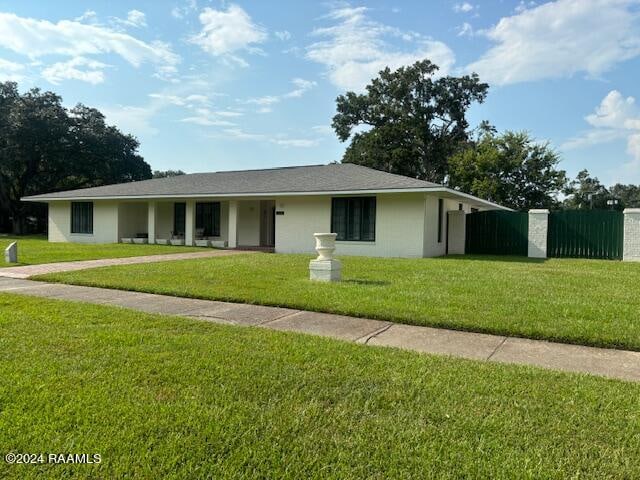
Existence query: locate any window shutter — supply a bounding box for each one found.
[213,202,221,237]
[331,198,347,240]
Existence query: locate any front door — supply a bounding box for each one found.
[260,200,275,247]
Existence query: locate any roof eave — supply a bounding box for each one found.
[22,186,510,211]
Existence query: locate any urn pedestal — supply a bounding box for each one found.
[309,233,341,282]
[4,241,17,263]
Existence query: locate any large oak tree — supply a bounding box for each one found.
[0,82,151,233]
[332,59,489,182]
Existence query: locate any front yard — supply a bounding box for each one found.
[0,236,204,267]
[37,253,640,351]
[1,293,639,478]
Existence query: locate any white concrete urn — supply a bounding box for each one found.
[310,233,341,282]
[314,233,337,260]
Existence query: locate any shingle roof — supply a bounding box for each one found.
[23,163,442,200]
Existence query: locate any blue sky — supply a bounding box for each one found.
[1,0,640,185]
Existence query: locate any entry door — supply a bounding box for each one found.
[260,200,275,247]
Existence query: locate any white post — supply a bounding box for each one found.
[528,209,549,258]
[4,242,17,263]
[447,210,466,255]
[309,233,341,282]
[228,200,238,248]
[147,201,156,244]
[185,200,195,246]
[623,208,640,261]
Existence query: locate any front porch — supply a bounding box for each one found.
[118,199,276,249]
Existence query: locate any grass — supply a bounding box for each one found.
[0,236,204,267]
[1,293,639,478]
[37,253,640,351]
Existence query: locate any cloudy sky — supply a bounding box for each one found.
[1,0,639,185]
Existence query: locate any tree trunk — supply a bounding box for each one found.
[10,209,23,235]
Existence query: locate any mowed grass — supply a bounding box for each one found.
[1,293,639,479]
[0,236,204,267]
[38,253,640,351]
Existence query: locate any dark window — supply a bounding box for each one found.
[458,203,463,211]
[71,202,93,234]
[331,197,376,241]
[437,198,444,243]
[196,202,221,237]
[173,202,186,236]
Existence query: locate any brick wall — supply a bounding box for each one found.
[527,209,549,258]
[624,208,640,262]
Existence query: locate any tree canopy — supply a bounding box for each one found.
[0,82,151,233]
[563,170,640,210]
[332,59,488,183]
[448,131,567,210]
[153,170,186,178]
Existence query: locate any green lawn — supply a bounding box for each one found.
[0,236,204,267]
[38,253,640,351]
[1,293,639,479]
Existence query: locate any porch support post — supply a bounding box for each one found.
[185,200,196,246]
[147,201,157,244]
[228,200,238,248]
[447,210,466,255]
[623,208,640,261]
[528,209,549,258]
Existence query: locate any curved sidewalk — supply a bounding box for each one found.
[0,249,251,279]
[0,276,638,383]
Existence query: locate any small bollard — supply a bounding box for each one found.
[4,241,17,263]
[309,233,341,282]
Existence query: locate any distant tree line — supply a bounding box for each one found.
[334,59,638,211]
[152,170,185,178]
[0,82,151,233]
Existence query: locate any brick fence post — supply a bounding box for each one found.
[528,209,549,258]
[623,208,640,262]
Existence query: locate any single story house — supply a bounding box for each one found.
[22,163,508,258]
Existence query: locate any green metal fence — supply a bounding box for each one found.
[547,210,623,259]
[465,211,529,256]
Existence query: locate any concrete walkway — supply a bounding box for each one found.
[1,276,638,382]
[0,249,251,279]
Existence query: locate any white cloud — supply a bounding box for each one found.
[219,128,320,147]
[171,0,198,19]
[190,5,266,66]
[222,128,266,141]
[306,5,455,91]
[515,1,538,13]
[311,125,334,135]
[585,90,639,129]
[42,56,108,85]
[562,90,640,175]
[74,10,99,24]
[0,58,25,81]
[148,92,211,106]
[147,92,242,126]
[275,30,291,41]
[101,104,159,137]
[272,138,319,148]
[561,128,627,150]
[114,10,147,28]
[245,78,317,108]
[180,116,236,127]
[0,12,180,82]
[467,0,640,85]
[457,22,474,37]
[453,2,476,13]
[284,78,316,98]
